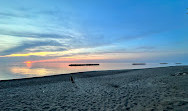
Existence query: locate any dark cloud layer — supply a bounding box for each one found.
[0,40,65,55]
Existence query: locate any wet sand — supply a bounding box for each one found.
[0,66,188,111]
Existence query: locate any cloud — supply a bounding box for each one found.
[0,8,60,19]
[0,7,74,39]
[0,7,164,58]
[0,11,30,18]
[117,31,161,41]
[136,46,155,50]
[27,46,66,52]
[75,30,162,50]
[0,40,65,56]
[0,29,73,39]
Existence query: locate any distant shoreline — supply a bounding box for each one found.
[69,64,100,66]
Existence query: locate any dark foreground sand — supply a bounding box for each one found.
[0,66,188,111]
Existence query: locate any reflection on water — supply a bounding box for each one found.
[0,62,186,80]
[10,67,54,76]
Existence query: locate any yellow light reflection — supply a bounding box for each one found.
[10,67,54,76]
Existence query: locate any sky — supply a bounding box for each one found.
[0,0,188,63]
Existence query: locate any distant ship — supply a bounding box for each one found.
[175,63,182,64]
[160,63,168,64]
[132,63,146,65]
[69,64,100,66]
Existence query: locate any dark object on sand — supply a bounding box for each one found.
[69,64,100,66]
[132,63,146,65]
[176,63,182,64]
[70,76,75,83]
[171,72,187,76]
[108,83,120,88]
[160,63,168,64]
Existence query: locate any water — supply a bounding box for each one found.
[0,62,186,80]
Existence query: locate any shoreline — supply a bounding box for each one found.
[0,66,187,89]
[0,66,188,110]
[1,65,186,81]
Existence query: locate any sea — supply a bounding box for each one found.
[0,62,186,80]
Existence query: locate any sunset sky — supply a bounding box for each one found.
[0,0,188,63]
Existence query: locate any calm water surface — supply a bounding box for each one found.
[0,62,186,80]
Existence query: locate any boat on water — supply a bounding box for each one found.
[160,63,168,64]
[132,63,146,65]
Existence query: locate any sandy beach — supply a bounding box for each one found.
[0,66,187,111]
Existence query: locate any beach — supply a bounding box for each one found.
[0,66,187,111]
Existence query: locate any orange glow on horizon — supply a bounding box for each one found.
[23,55,107,64]
[24,61,33,68]
[26,61,32,64]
